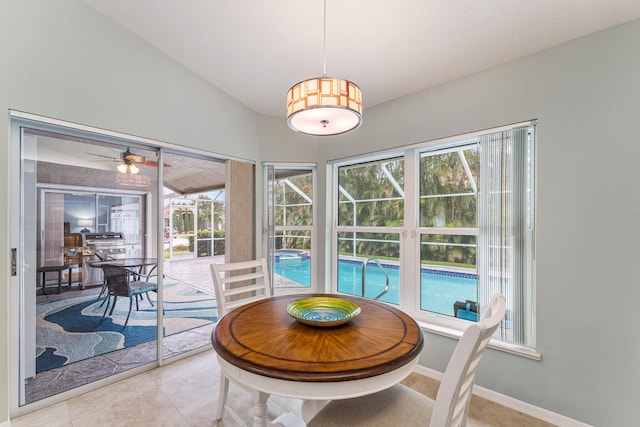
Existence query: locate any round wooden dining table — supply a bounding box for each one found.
[211,293,424,426]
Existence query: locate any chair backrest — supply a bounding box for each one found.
[430,294,506,427]
[210,258,272,316]
[102,264,132,297]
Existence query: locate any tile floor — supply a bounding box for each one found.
[12,348,557,427]
[22,257,556,425]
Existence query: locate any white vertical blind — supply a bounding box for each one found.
[478,126,532,346]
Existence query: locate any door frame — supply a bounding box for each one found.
[7,111,255,417]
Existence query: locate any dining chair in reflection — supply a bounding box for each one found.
[210,258,272,424]
[306,294,507,427]
[95,253,114,303]
[100,264,158,328]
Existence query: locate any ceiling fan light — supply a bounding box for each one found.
[116,163,128,174]
[129,164,140,174]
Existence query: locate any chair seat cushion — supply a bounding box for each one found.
[130,280,157,294]
[307,384,435,427]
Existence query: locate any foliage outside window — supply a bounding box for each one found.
[338,159,404,228]
[275,173,313,251]
[332,124,536,350]
[336,159,404,304]
[266,166,315,289]
[167,193,225,258]
[420,148,478,269]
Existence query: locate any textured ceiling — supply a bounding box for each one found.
[82,0,640,118]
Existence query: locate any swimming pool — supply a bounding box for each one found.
[274,257,477,317]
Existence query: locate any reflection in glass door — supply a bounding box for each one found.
[168,203,197,260]
[99,194,143,257]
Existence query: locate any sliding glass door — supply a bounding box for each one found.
[10,117,232,414]
[19,128,160,405]
[160,151,223,359]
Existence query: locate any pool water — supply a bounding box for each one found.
[274,258,477,317]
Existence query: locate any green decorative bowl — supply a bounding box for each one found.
[286,296,361,327]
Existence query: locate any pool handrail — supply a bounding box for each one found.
[361,258,390,300]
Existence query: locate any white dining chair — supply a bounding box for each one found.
[306,294,507,427]
[210,258,272,424]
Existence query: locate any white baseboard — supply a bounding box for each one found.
[1,421,10,427]
[413,365,592,427]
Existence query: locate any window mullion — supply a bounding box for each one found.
[402,149,419,311]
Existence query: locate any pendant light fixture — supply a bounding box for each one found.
[286,0,362,136]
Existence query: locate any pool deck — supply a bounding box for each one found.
[163,254,307,296]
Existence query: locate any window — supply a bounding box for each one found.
[264,164,316,290]
[336,158,404,304]
[331,123,536,351]
[419,146,478,316]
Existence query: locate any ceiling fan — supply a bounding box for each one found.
[87,147,169,173]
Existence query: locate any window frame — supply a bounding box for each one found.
[263,163,317,291]
[328,121,540,359]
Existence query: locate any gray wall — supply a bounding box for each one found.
[0,0,312,423]
[314,19,640,427]
[1,0,638,425]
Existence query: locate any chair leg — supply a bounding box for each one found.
[97,280,108,303]
[216,373,230,420]
[109,296,118,315]
[99,295,111,324]
[123,297,134,328]
[145,292,154,307]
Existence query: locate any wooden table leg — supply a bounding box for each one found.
[250,389,269,427]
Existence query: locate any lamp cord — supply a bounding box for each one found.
[323,0,327,77]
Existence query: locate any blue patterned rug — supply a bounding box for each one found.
[36,282,217,373]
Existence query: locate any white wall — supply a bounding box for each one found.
[1,0,639,425]
[313,19,640,427]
